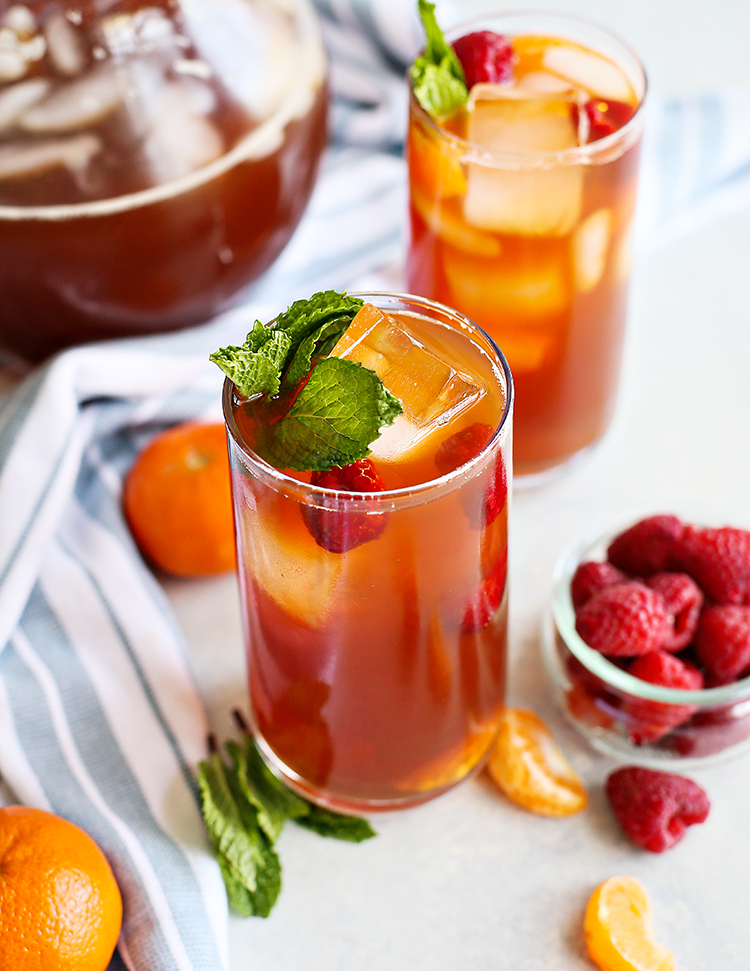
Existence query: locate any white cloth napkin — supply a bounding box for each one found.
[1,2,749,969]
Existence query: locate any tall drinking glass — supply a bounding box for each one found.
[224,292,513,812]
[406,12,646,481]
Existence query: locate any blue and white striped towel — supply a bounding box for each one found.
[1,2,750,969]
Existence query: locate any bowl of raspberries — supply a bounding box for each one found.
[543,510,750,766]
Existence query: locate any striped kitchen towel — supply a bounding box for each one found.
[1,1,750,970]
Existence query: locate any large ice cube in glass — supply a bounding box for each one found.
[463,88,583,237]
[333,304,483,462]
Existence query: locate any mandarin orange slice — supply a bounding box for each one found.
[486,708,588,815]
[584,876,675,971]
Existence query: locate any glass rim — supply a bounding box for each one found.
[0,0,326,222]
[551,509,750,707]
[409,8,648,168]
[223,290,514,510]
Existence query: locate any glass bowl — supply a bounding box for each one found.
[542,509,750,768]
[0,0,327,362]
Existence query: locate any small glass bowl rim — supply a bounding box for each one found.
[551,507,750,708]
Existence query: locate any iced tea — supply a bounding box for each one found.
[406,12,646,479]
[223,293,513,811]
[0,0,327,361]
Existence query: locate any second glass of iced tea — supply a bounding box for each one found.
[224,293,513,812]
[407,12,646,481]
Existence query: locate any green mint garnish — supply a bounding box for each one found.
[256,357,402,472]
[209,290,403,472]
[409,0,468,119]
[198,716,375,917]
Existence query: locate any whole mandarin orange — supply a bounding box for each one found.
[123,421,237,577]
[0,805,123,971]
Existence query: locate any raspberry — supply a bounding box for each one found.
[451,30,514,88]
[575,581,671,657]
[673,525,750,605]
[625,650,703,743]
[645,572,703,651]
[582,98,636,141]
[302,459,387,554]
[461,557,507,633]
[435,422,507,528]
[606,515,684,576]
[606,766,710,852]
[693,604,750,681]
[570,560,627,609]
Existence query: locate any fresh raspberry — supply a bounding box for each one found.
[461,557,507,633]
[606,515,684,576]
[673,525,750,605]
[435,422,507,528]
[645,572,703,651]
[435,422,493,475]
[625,650,703,743]
[693,604,750,681]
[302,459,387,553]
[606,766,710,853]
[575,581,671,656]
[582,98,636,141]
[570,560,627,609]
[451,30,514,88]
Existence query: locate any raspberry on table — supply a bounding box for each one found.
[575,581,671,657]
[606,514,684,576]
[645,572,703,651]
[451,30,514,88]
[302,458,388,553]
[606,766,710,852]
[673,525,750,605]
[693,604,750,681]
[571,560,627,609]
[625,650,704,743]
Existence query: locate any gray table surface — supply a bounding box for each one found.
[161,0,750,967]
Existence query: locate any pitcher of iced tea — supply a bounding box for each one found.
[0,0,327,361]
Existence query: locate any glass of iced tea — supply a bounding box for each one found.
[222,292,513,812]
[406,10,646,481]
[0,0,327,362]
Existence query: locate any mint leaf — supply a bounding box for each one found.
[227,737,307,844]
[197,751,281,917]
[409,0,468,118]
[256,357,402,472]
[296,806,377,843]
[275,290,364,362]
[209,322,292,399]
[280,314,354,395]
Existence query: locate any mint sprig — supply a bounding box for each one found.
[198,716,375,918]
[409,0,468,119]
[209,290,403,472]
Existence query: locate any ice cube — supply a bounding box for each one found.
[542,43,633,103]
[0,77,49,131]
[463,90,583,236]
[44,10,86,77]
[0,29,27,81]
[332,304,483,463]
[572,208,612,292]
[0,132,101,181]
[139,79,223,183]
[3,6,37,38]
[19,65,123,132]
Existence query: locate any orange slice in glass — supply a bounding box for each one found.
[486,708,587,815]
[584,876,675,971]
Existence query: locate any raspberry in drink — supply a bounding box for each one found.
[407,8,646,479]
[0,0,327,361]
[219,292,513,811]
